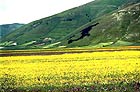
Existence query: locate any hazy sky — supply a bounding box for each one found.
[0,0,93,25]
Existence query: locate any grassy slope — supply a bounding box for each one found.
[61,3,140,48]
[1,0,138,46]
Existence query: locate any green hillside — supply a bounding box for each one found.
[0,23,24,39]
[1,0,140,49]
[61,3,140,48]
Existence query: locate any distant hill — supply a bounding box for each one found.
[1,0,140,49]
[0,23,24,39]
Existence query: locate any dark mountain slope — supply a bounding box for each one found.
[0,23,24,39]
[2,0,138,46]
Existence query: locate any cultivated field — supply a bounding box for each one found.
[0,48,140,92]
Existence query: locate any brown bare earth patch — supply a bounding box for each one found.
[0,46,140,57]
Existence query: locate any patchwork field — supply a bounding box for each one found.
[0,49,140,92]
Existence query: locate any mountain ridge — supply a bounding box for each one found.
[1,0,140,49]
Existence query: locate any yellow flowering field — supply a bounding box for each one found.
[0,51,140,91]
